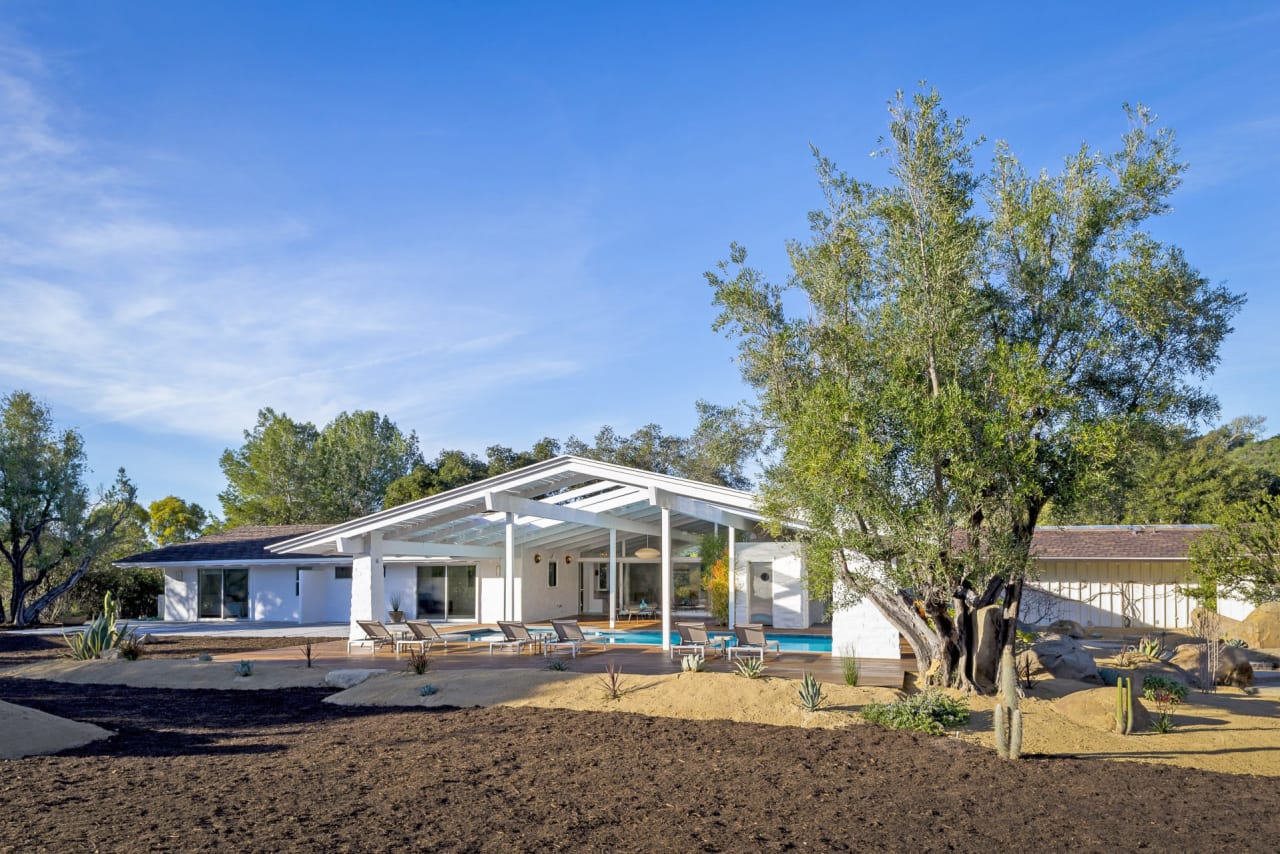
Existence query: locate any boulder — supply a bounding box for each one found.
[1054,685,1154,734]
[1047,619,1086,639]
[1168,642,1254,689]
[99,648,122,660]
[325,669,386,689]
[1233,603,1280,650]
[1022,634,1099,683]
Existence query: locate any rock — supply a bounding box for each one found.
[970,604,1003,692]
[1048,619,1086,639]
[99,648,122,660]
[1233,603,1280,650]
[325,669,386,689]
[1023,634,1099,682]
[1168,642,1254,689]
[1054,685,1153,734]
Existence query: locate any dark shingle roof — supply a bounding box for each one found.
[116,525,344,566]
[1030,526,1210,560]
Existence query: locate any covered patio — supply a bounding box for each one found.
[269,456,809,652]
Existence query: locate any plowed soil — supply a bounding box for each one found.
[0,677,1276,853]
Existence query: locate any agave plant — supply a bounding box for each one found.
[1137,635,1163,660]
[681,654,706,672]
[797,672,825,712]
[63,591,135,660]
[734,657,765,679]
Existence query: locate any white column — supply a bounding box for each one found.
[348,533,385,641]
[504,512,515,621]
[727,527,737,629]
[608,528,617,629]
[661,507,672,652]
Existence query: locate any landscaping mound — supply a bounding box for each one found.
[1053,685,1153,734]
[1168,643,1254,689]
[0,699,112,759]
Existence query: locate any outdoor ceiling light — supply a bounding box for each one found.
[634,547,660,560]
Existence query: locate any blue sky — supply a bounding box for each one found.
[1,2,1277,515]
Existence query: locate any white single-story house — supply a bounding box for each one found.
[117,456,1241,658]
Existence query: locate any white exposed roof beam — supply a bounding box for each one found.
[485,491,667,538]
[648,486,759,530]
[381,540,504,559]
[334,536,365,555]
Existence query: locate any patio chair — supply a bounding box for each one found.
[726,623,781,662]
[402,619,466,654]
[671,622,726,660]
[490,621,538,656]
[349,620,396,656]
[618,604,634,622]
[546,619,592,657]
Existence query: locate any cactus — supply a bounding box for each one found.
[1115,676,1133,734]
[797,672,825,712]
[994,645,1023,759]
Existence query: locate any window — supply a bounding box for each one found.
[335,566,352,580]
[295,568,301,596]
[548,560,558,588]
[596,565,609,592]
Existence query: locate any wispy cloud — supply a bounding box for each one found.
[0,38,587,441]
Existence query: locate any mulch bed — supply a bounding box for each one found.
[0,676,1277,852]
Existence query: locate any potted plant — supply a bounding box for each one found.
[388,593,405,624]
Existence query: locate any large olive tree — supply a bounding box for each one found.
[0,391,138,625]
[708,90,1242,688]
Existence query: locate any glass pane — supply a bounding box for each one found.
[224,569,249,619]
[446,565,476,619]
[198,569,223,618]
[416,566,446,619]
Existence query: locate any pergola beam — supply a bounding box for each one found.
[485,491,669,539]
[381,540,503,559]
[648,486,757,531]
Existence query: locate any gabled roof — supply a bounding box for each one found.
[270,455,767,558]
[1030,525,1211,560]
[116,525,345,567]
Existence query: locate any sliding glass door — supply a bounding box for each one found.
[198,568,249,619]
[416,565,476,621]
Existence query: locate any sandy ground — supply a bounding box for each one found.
[5,647,1279,776]
[0,698,113,759]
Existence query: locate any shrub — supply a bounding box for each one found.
[118,635,142,660]
[234,660,254,677]
[797,672,825,712]
[407,649,431,675]
[546,659,568,671]
[1141,674,1188,733]
[704,553,730,625]
[420,684,438,697]
[196,652,213,662]
[681,654,706,672]
[861,691,970,735]
[839,646,860,686]
[599,662,626,700]
[734,657,765,679]
[1223,637,1248,649]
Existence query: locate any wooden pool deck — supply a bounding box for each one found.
[222,618,912,688]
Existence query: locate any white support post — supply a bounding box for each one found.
[608,528,617,629]
[727,526,737,629]
[348,533,385,641]
[504,512,515,621]
[661,507,672,652]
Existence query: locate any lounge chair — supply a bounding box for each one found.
[546,619,592,657]
[402,619,465,654]
[490,621,538,656]
[726,623,781,662]
[349,619,397,655]
[671,622,726,660]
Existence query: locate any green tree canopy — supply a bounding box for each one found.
[1189,493,1280,607]
[148,495,214,544]
[219,408,421,525]
[708,89,1241,688]
[0,391,139,625]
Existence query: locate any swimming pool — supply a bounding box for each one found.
[587,629,832,654]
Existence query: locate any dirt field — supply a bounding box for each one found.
[0,677,1276,852]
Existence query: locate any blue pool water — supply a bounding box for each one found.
[588,629,832,653]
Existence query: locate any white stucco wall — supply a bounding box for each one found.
[299,566,351,622]
[384,564,417,619]
[479,574,506,623]
[830,553,903,660]
[1025,559,1199,629]
[732,542,812,629]
[163,568,196,621]
[250,566,300,622]
[517,552,579,622]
